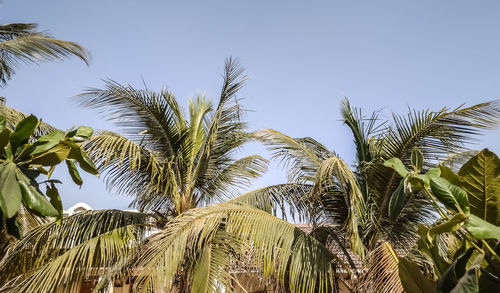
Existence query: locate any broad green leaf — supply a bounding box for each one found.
[30,143,71,166]
[428,213,468,241]
[398,257,436,293]
[430,177,470,215]
[411,168,441,190]
[389,179,408,220]
[66,126,93,142]
[417,224,450,277]
[65,159,83,186]
[465,214,500,240]
[17,172,58,217]
[0,162,22,218]
[31,131,65,155]
[47,182,63,223]
[411,147,424,172]
[440,165,459,185]
[409,176,425,191]
[436,248,475,293]
[9,114,38,152]
[0,128,10,156]
[38,130,65,142]
[457,149,500,226]
[384,157,410,177]
[66,143,98,175]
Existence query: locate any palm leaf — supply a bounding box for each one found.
[0,23,89,86]
[0,210,153,292]
[134,203,341,293]
[358,242,403,293]
[228,183,313,221]
[253,129,334,183]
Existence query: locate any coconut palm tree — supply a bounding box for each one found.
[127,98,500,292]
[0,23,89,86]
[0,58,336,293]
[249,99,500,291]
[3,56,499,292]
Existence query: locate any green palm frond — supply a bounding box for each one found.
[358,242,403,293]
[77,80,187,156]
[313,156,367,258]
[84,131,169,197]
[134,203,339,293]
[0,210,153,292]
[385,101,500,162]
[340,98,385,165]
[253,129,334,183]
[200,155,268,202]
[0,23,89,86]
[192,58,251,196]
[228,183,313,220]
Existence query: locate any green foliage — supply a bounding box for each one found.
[430,177,470,215]
[398,257,436,293]
[457,149,500,225]
[387,148,500,293]
[0,114,98,237]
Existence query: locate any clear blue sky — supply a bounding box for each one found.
[1,0,500,210]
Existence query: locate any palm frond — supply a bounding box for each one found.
[365,101,500,246]
[253,129,334,183]
[340,98,384,165]
[0,23,89,86]
[200,155,268,202]
[228,183,313,220]
[192,58,251,197]
[358,242,403,293]
[76,80,187,156]
[0,210,153,292]
[313,156,366,258]
[134,204,340,293]
[83,131,171,200]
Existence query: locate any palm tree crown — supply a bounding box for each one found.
[77,58,267,217]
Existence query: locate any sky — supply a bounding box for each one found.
[1,0,500,210]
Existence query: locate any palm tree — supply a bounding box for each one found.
[0,23,89,86]
[127,98,500,292]
[0,59,336,293]
[249,99,500,291]
[3,57,499,292]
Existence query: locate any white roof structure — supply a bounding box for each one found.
[63,202,94,217]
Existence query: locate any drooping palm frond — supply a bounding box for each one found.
[313,156,367,258]
[0,23,89,86]
[134,203,341,293]
[357,242,403,293]
[253,129,334,183]
[0,210,154,293]
[228,183,313,221]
